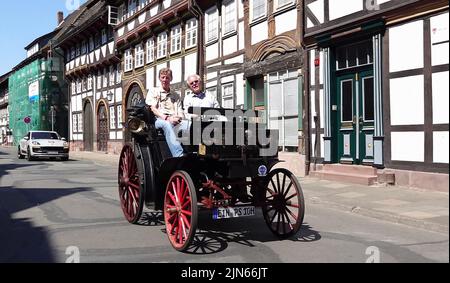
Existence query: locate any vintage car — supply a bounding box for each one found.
[18,131,69,161]
[118,103,305,252]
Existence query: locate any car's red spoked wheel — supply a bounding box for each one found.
[118,145,145,224]
[164,171,198,252]
[262,169,305,238]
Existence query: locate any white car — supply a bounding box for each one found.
[18,131,70,161]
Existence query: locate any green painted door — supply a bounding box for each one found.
[336,71,375,165]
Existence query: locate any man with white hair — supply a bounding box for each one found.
[184,74,221,119]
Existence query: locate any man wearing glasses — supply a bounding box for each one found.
[184,74,221,120]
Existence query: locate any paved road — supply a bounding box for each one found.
[0,147,448,263]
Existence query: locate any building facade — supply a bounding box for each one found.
[243,0,305,176]
[107,0,202,143]
[56,0,123,154]
[8,28,68,145]
[0,73,12,145]
[304,0,449,190]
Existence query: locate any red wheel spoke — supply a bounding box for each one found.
[167,191,177,205]
[181,210,192,216]
[287,203,300,209]
[180,214,191,230]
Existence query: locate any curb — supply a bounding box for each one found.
[307,197,449,234]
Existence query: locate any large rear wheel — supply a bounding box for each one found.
[164,171,198,252]
[118,145,145,224]
[262,169,305,239]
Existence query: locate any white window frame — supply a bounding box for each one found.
[125,49,133,72]
[206,7,219,43]
[157,33,168,59]
[87,75,93,90]
[82,77,87,92]
[170,25,182,54]
[250,0,267,22]
[110,106,116,130]
[116,64,122,83]
[103,68,108,88]
[101,29,107,45]
[109,66,115,86]
[135,44,144,68]
[73,114,78,133]
[146,38,154,64]
[185,18,198,49]
[274,0,295,11]
[222,0,237,35]
[97,71,102,89]
[222,83,234,109]
[117,105,123,129]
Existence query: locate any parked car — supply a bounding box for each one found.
[18,131,69,161]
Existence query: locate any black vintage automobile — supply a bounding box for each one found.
[118,103,305,252]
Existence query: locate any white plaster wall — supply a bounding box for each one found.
[389,20,424,72]
[146,68,155,90]
[236,73,244,106]
[206,43,219,61]
[391,132,424,162]
[329,0,362,21]
[431,12,449,66]
[225,55,244,64]
[275,9,297,35]
[223,35,238,56]
[434,131,449,163]
[307,0,324,24]
[251,21,268,45]
[170,58,182,84]
[115,88,123,103]
[238,21,245,50]
[118,27,125,37]
[432,71,449,124]
[184,53,197,81]
[390,75,424,125]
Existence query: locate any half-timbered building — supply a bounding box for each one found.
[242,0,305,176]
[0,72,11,145]
[56,0,123,154]
[202,0,246,110]
[106,0,202,142]
[305,0,449,190]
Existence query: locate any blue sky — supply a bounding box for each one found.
[0,0,87,76]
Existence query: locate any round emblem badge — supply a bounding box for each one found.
[258,165,268,177]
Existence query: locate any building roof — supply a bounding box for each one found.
[0,71,12,85]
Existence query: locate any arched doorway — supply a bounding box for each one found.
[125,84,145,142]
[83,101,94,151]
[97,103,109,152]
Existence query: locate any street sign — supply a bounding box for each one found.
[24,116,31,124]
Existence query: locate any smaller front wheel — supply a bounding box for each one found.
[27,148,35,161]
[164,171,198,252]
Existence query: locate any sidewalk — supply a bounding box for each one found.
[71,150,449,234]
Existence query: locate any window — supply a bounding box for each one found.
[76,79,82,93]
[135,44,144,68]
[89,36,94,52]
[71,82,76,94]
[251,0,267,21]
[87,75,93,90]
[222,83,234,109]
[116,64,122,83]
[110,106,116,129]
[97,71,102,89]
[275,0,295,10]
[125,49,133,72]
[101,29,107,45]
[206,8,218,42]
[73,114,78,133]
[146,39,154,63]
[76,44,81,57]
[103,69,108,88]
[336,40,373,70]
[223,0,237,35]
[171,25,182,54]
[186,19,198,49]
[128,0,137,16]
[82,78,86,92]
[81,40,87,54]
[110,66,115,86]
[70,47,75,60]
[78,113,83,133]
[157,33,167,59]
[117,105,123,129]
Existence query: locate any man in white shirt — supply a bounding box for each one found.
[146,68,186,157]
[184,74,221,120]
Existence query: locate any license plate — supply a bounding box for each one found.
[213,206,256,220]
[48,151,59,155]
